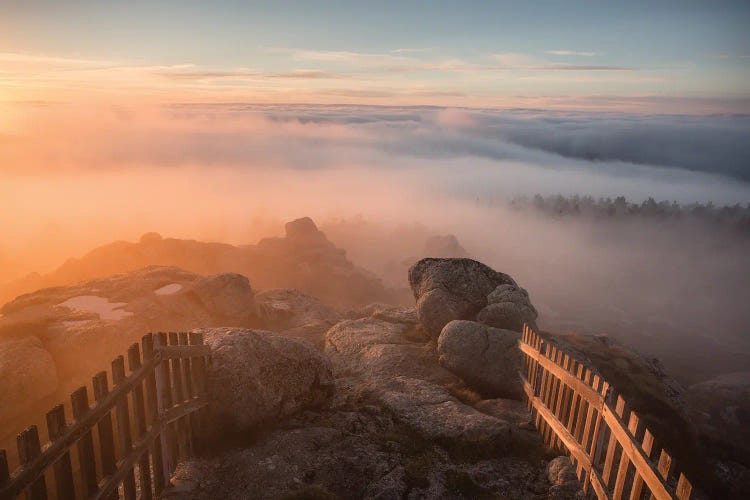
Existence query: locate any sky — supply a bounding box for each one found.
[1,0,750,112]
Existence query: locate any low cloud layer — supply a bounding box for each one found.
[1,103,748,381]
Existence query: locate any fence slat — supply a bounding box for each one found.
[0,450,9,488]
[156,332,176,477]
[602,395,625,487]
[71,387,98,497]
[142,334,167,495]
[519,325,690,500]
[629,429,653,500]
[613,412,639,499]
[128,343,153,500]
[45,405,75,500]
[676,474,692,500]
[179,332,196,455]
[92,371,118,488]
[169,332,188,462]
[17,426,47,500]
[189,331,208,442]
[112,356,137,500]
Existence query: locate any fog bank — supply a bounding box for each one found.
[1,103,749,382]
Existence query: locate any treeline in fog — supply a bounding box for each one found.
[508,194,750,232]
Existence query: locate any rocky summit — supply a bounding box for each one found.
[1,256,745,498]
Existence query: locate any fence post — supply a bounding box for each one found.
[112,355,137,500]
[155,332,175,482]
[179,332,196,454]
[168,332,188,461]
[0,450,9,490]
[17,426,47,500]
[92,371,117,500]
[71,387,98,496]
[142,334,167,495]
[128,343,153,500]
[45,404,75,500]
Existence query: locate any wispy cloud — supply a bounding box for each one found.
[546,50,598,57]
[705,53,750,59]
[391,47,437,54]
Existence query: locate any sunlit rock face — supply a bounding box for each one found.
[437,320,523,400]
[408,258,538,338]
[0,336,58,422]
[0,217,393,309]
[324,314,513,453]
[255,288,340,348]
[685,371,750,497]
[0,266,258,429]
[200,327,334,435]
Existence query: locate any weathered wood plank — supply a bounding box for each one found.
[156,332,177,476]
[629,429,653,500]
[602,395,625,487]
[613,412,639,499]
[522,380,609,499]
[112,356,137,500]
[0,450,9,488]
[519,342,604,409]
[169,332,189,461]
[158,344,211,359]
[0,355,160,500]
[45,404,75,500]
[17,426,47,500]
[179,332,196,455]
[142,334,166,495]
[92,372,117,482]
[601,402,672,500]
[71,387,98,497]
[91,396,207,500]
[128,343,153,500]
[676,473,692,500]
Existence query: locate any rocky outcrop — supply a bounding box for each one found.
[422,235,470,259]
[0,266,260,435]
[477,284,538,333]
[255,288,339,347]
[202,328,334,434]
[325,315,513,452]
[437,320,523,399]
[0,336,58,421]
[0,217,393,309]
[686,371,750,496]
[408,258,537,338]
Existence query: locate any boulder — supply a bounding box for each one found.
[255,289,338,328]
[408,258,536,338]
[0,336,58,421]
[202,328,334,434]
[324,316,512,452]
[189,273,256,324]
[437,320,523,399]
[477,284,538,332]
[374,376,512,453]
[686,371,750,467]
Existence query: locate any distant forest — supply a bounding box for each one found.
[508,194,750,232]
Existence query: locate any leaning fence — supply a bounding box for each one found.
[0,331,210,500]
[519,325,692,500]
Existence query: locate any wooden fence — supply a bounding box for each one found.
[519,325,693,500]
[0,332,210,500]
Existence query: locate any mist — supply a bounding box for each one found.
[1,102,749,383]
